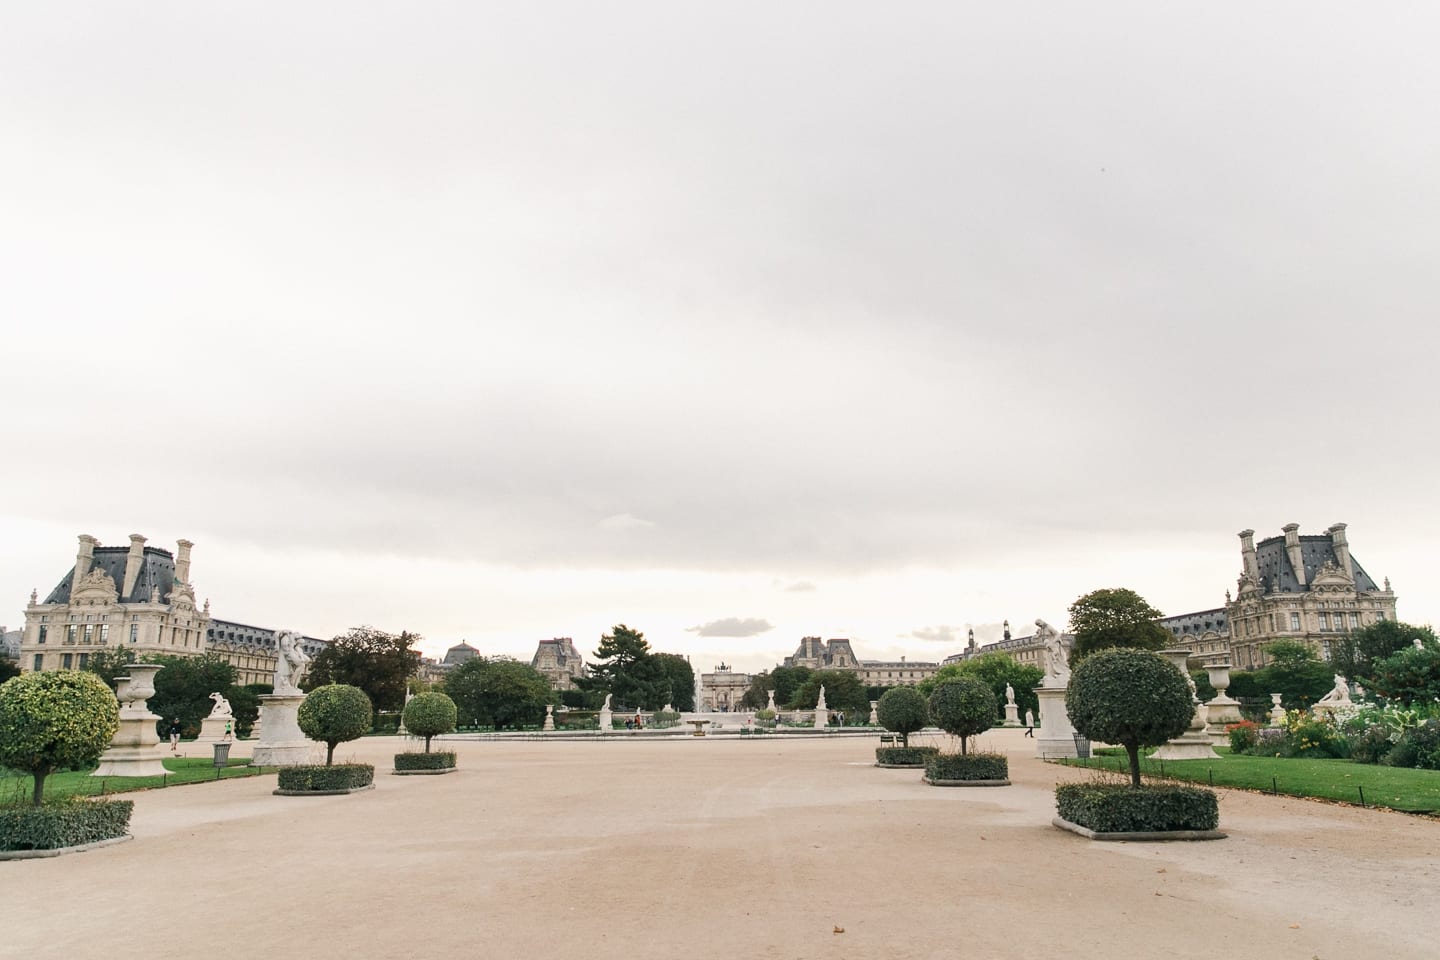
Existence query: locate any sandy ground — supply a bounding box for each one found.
[4,728,1438,960]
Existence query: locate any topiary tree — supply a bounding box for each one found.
[928,677,997,755]
[402,692,458,752]
[876,686,928,747]
[1066,648,1193,788]
[298,684,373,765]
[0,671,120,806]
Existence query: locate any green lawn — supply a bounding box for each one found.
[1,758,272,803]
[1060,748,1440,814]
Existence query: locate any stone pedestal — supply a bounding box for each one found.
[251,694,320,767]
[1151,650,1221,761]
[1004,702,1021,727]
[543,704,555,732]
[195,716,232,744]
[598,707,613,733]
[1203,663,1243,743]
[93,665,171,778]
[1035,685,1080,759]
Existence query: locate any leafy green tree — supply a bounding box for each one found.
[297,684,373,765]
[739,666,814,709]
[1332,620,1438,682]
[918,653,1043,722]
[0,655,20,684]
[1067,588,1170,663]
[84,646,139,691]
[1264,638,1319,669]
[148,653,238,739]
[1066,649,1193,787]
[402,692,458,752]
[928,677,997,754]
[443,657,551,729]
[1367,646,1440,706]
[792,670,868,718]
[0,671,119,805]
[226,684,263,738]
[305,626,420,712]
[652,653,696,711]
[578,625,671,710]
[876,687,928,747]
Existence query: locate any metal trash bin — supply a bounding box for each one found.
[212,741,233,768]
[1072,734,1091,759]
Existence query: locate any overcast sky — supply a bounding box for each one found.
[4,3,1437,675]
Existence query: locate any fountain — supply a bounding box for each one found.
[92,664,171,777]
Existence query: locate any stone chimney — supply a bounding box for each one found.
[175,539,194,584]
[122,534,147,598]
[73,534,98,586]
[1238,529,1259,582]
[1003,620,1011,642]
[1283,523,1306,588]
[1328,523,1353,580]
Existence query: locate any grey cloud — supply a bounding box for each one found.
[909,625,961,645]
[777,580,817,593]
[687,618,774,638]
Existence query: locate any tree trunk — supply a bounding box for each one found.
[326,742,336,766]
[32,768,50,806]
[901,732,909,748]
[424,735,432,753]
[960,736,968,756]
[1127,745,1142,787]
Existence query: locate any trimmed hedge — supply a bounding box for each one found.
[925,751,1009,781]
[276,763,375,792]
[1055,783,1219,833]
[394,751,457,771]
[0,799,134,851]
[875,746,939,767]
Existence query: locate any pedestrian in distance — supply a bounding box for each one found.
[168,718,182,751]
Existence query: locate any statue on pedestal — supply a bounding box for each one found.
[273,631,310,696]
[207,692,233,718]
[1037,619,1070,685]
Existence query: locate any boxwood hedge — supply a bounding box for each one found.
[1055,782,1219,833]
[394,751,457,771]
[875,746,939,767]
[0,798,134,851]
[925,751,1009,782]
[276,763,375,792]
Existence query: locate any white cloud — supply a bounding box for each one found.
[598,513,656,532]
[687,617,774,638]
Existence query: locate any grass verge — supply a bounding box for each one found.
[1,758,272,803]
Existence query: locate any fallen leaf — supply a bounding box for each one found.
[1290,923,1301,929]
[833,926,845,935]
[1156,868,1167,874]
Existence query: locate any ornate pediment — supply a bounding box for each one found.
[71,567,118,604]
[1310,559,1353,593]
[167,581,197,610]
[1235,572,1263,599]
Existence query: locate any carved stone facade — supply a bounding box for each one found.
[530,637,585,690]
[699,662,751,711]
[783,636,939,687]
[1224,523,1397,670]
[20,533,323,684]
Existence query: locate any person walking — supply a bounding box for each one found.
[168,718,182,751]
[223,719,233,742]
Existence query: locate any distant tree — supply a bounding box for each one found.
[928,678,998,755]
[1066,649,1193,787]
[1332,620,1438,683]
[740,665,814,710]
[1067,588,1170,662]
[652,653,696,711]
[577,625,671,710]
[84,646,139,691]
[297,684,373,765]
[402,692,458,752]
[1367,645,1440,706]
[876,687,928,747]
[792,670,868,717]
[0,671,119,805]
[0,655,20,684]
[443,657,551,729]
[226,684,263,738]
[1264,638,1319,669]
[918,653,1043,722]
[148,653,238,739]
[305,626,420,712]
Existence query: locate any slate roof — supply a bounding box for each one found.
[1254,535,1382,594]
[1159,607,1229,638]
[43,546,176,605]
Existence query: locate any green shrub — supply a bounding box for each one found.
[0,671,120,806]
[1349,724,1395,765]
[876,687,929,747]
[1066,649,1193,787]
[928,677,997,754]
[403,693,458,752]
[370,713,401,735]
[0,798,134,851]
[276,763,375,792]
[1386,719,1440,770]
[754,709,775,722]
[1279,710,1348,759]
[875,746,939,767]
[925,752,1009,782]
[297,684,373,765]
[1055,783,1219,833]
[1227,721,1260,754]
[394,751,457,771]
[651,710,681,728]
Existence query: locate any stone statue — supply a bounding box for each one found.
[602,693,613,711]
[1315,674,1352,706]
[1417,638,1427,650]
[815,685,827,710]
[206,691,233,718]
[1005,683,1016,706]
[766,689,776,712]
[1037,619,1070,684]
[273,630,311,696]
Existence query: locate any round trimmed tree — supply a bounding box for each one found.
[1066,648,1193,787]
[876,686,928,747]
[0,671,120,805]
[928,677,997,755]
[402,692,458,752]
[298,684,373,765]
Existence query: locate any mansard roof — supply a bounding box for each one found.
[1253,535,1382,594]
[43,546,176,605]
